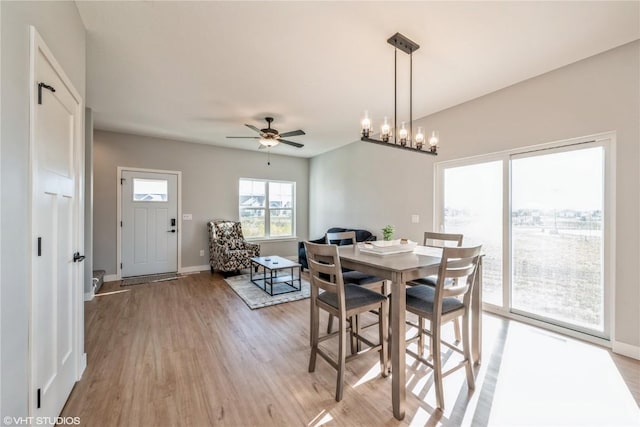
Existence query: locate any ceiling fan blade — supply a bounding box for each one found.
[279,139,304,148]
[279,129,306,138]
[226,136,260,139]
[245,124,262,134]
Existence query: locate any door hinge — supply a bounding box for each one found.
[37,82,56,105]
[120,262,123,269]
[120,178,125,185]
[37,237,42,256]
[37,388,41,409]
[120,221,123,227]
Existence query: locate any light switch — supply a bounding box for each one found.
[182,214,193,221]
[411,214,420,224]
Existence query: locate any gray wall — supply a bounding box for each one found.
[310,41,640,348]
[93,130,310,275]
[0,1,86,418]
[84,109,94,296]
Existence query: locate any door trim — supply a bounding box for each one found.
[116,167,182,279]
[29,26,85,414]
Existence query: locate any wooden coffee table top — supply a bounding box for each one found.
[251,256,300,270]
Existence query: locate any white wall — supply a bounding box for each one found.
[310,41,640,349]
[0,1,86,418]
[93,130,310,275]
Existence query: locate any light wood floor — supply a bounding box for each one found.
[62,271,640,426]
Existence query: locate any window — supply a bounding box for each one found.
[133,178,168,202]
[239,179,295,239]
[436,136,612,339]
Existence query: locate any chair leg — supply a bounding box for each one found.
[418,316,425,358]
[355,314,362,352]
[308,302,319,373]
[379,299,389,377]
[461,313,475,389]
[432,320,445,410]
[327,314,334,334]
[336,316,347,402]
[453,318,462,343]
[350,316,357,355]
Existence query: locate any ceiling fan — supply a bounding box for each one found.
[226,117,305,149]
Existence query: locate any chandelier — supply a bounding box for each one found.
[360,33,439,155]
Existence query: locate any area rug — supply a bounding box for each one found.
[121,273,181,286]
[223,273,310,309]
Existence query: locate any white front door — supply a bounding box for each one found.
[31,27,84,422]
[121,170,178,277]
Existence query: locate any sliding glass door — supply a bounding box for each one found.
[442,161,503,306]
[436,136,610,339]
[511,146,605,333]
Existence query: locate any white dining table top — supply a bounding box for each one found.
[337,244,443,272]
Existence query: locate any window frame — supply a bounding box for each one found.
[434,132,615,345]
[238,178,296,240]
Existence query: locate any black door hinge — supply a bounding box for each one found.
[120,262,123,269]
[37,237,42,256]
[120,221,123,227]
[37,83,56,105]
[120,178,125,185]
[37,388,41,409]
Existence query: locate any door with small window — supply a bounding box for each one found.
[121,170,178,277]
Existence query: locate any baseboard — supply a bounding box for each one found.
[78,352,87,380]
[612,340,640,360]
[84,289,94,301]
[179,264,210,274]
[104,273,120,282]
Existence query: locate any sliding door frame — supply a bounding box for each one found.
[434,131,616,347]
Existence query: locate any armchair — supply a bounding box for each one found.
[208,220,260,275]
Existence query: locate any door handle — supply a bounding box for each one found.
[167,230,176,233]
[73,252,85,262]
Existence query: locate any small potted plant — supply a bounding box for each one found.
[382,225,395,241]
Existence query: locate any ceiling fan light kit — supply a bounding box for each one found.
[360,32,439,156]
[226,116,306,149]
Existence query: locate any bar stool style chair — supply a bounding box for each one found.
[305,241,389,402]
[325,231,388,342]
[410,232,465,344]
[405,245,482,410]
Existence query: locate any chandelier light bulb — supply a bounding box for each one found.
[361,111,371,138]
[429,131,439,152]
[381,117,391,142]
[399,122,408,146]
[415,126,425,149]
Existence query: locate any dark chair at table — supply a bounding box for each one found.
[305,241,388,402]
[405,245,482,409]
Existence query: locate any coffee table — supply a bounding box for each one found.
[250,256,301,296]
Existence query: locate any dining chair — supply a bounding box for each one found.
[409,231,465,344]
[325,231,388,346]
[405,245,482,410]
[305,241,389,401]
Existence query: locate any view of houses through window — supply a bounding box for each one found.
[239,179,295,238]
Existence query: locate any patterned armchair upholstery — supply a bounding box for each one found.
[208,220,260,274]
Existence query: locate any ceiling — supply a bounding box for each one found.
[76,1,640,158]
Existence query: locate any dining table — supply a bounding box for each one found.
[338,244,483,420]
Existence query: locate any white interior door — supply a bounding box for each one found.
[121,170,178,277]
[31,28,83,422]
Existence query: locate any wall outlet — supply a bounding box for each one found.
[199,249,205,257]
[182,213,193,221]
[411,214,420,224]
